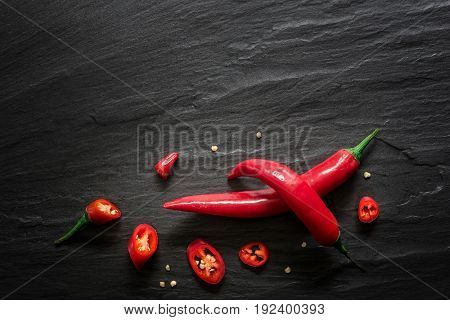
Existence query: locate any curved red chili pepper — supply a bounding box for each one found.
[154,152,179,180]
[164,129,378,218]
[228,159,364,270]
[128,224,159,270]
[54,198,122,244]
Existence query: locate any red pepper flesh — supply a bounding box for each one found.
[164,129,378,218]
[239,242,269,268]
[154,152,179,180]
[358,196,380,223]
[128,224,159,270]
[187,239,225,285]
[54,198,122,244]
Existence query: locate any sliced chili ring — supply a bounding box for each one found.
[358,196,379,223]
[187,239,225,285]
[239,242,269,268]
[128,224,158,270]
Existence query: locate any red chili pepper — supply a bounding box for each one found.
[154,152,178,180]
[128,224,159,270]
[358,196,379,223]
[163,129,378,218]
[228,159,364,270]
[54,198,121,244]
[239,242,269,268]
[187,239,225,285]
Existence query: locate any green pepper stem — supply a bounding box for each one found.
[54,213,88,245]
[334,237,366,272]
[346,128,379,162]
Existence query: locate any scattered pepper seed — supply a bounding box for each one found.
[363,171,371,179]
[165,264,171,272]
[159,281,165,288]
[284,266,291,274]
[256,131,262,139]
[301,241,307,248]
[170,280,177,287]
[211,145,218,152]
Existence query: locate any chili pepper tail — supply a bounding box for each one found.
[334,238,366,272]
[54,213,88,245]
[346,128,380,162]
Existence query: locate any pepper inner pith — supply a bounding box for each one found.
[361,203,377,219]
[97,201,119,216]
[194,248,218,276]
[136,231,151,252]
[243,245,264,262]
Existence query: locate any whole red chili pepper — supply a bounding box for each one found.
[228,159,364,270]
[163,129,378,218]
[154,152,179,180]
[54,198,122,244]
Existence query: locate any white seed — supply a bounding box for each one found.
[211,145,218,152]
[165,264,171,272]
[210,268,215,272]
[284,266,292,274]
[199,264,206,270]
[200,260,205,264]
[195,260,200,265]
[363,171,371,179]
[170,280,177,287]
[159,281,165,288]
[256,131,262,139]
[210,256,216,263]
[301,241,307,248]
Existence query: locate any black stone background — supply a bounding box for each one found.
[1,0,449,299]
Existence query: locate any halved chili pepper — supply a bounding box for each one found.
[54,198,121,244]
[358,196,379,223]
[163,129,378,218]
[228,159,364,271]
[128,224,158,270]
[239,242,269,268]
[187,239,225,285]
[154,152,179,180]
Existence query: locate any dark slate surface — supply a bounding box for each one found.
[1,0,449,299]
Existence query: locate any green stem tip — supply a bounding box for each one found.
[54,213,88,245]
[346,128,380,162]
[334,238,366,272]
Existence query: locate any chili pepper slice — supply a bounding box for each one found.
[187,239,225,285]
[239,242,269,268]
[154,152,179,180]
[54,198,121,245]
[358,196,379,223]
[228,159,364,271]
[163,129,379,218]
[128,224,158,270]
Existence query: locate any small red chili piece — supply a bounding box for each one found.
[187,239,225,285]
[154,152,179,180]
[239,242,269,268]
[54,198,122,245]
[358,196,379,223]
[128,224,158,270]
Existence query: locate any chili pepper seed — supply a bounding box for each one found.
[363,171,371,179]
[211,145,218,152]
[301,241,307,248]
[165,264,171,272]
[159,281,165,288]
[284,266,292,274]
[256,131,262,139]
[170,280,177,287]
